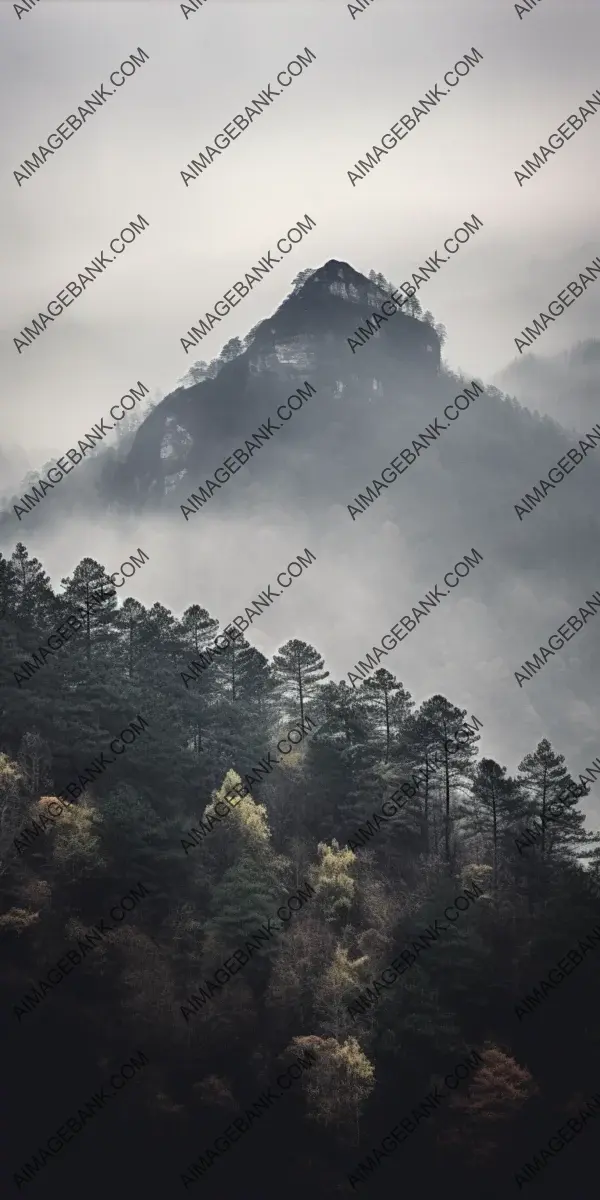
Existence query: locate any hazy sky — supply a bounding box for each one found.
[2,0,600,822]
[1,0,600,463]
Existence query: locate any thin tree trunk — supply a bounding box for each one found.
[444,742,451,864]
[423,753,430,854]
[297,654,304,727]
[492,791,497,892]
[541,766,547,862]
[85,581,91,662]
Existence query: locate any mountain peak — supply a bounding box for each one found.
[291,258,393,307]
[108,257,442,505]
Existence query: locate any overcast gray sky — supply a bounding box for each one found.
[2,0,600,820]
[2,0,599,461]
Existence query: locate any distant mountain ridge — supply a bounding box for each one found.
[494,338,600,434]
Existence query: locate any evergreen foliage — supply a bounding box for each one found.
[1,542,599,1198]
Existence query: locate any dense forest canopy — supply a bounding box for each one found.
[1,541,600,1199]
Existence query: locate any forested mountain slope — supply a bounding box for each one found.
[1,543,599,1199]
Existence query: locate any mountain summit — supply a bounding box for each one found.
[107,259,441,509]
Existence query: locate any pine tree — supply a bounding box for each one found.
[238,648,280,725]
[463,758,522,887]
[219,336,244,363]
[359,668,413,762]
[115,597,146,679]
[403,707,440,856]
[60,557,118,662]
[214,631,257,704]
[414,695,479,866]
[11,542,56,625]
[304,681,373,840]
[516,738,591,864]
[0,551,17,620]
[137,602,180,663]
[178,604,220,753]
[180,604,219,658]
[271,639,329,727]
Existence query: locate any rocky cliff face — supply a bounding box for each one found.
[109,260,441,509]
